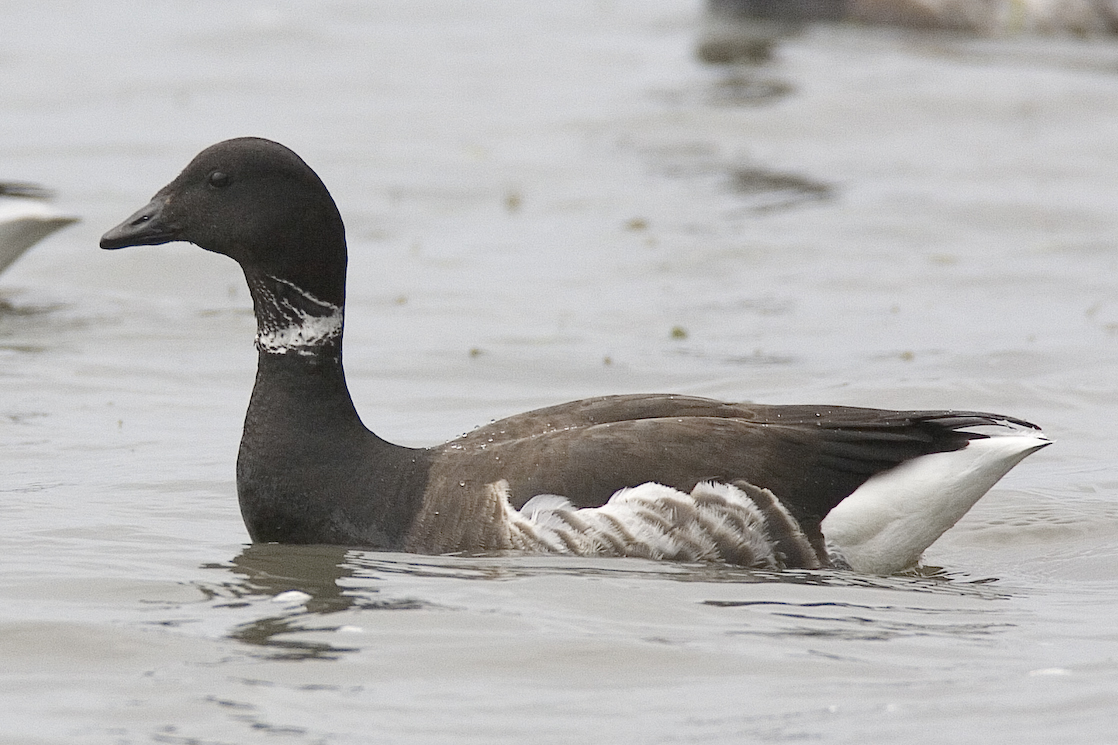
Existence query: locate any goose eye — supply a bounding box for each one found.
[208,171,230,189]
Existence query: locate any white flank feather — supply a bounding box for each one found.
[822,431,1051,574]
[502,481,796,568]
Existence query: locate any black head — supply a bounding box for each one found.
[101,137,348,307]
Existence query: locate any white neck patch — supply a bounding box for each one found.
[254,275,343,356]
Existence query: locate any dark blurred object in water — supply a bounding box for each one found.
[848,0,1118,34]
[698,0,1118,55]
[0,183,78,277]
[0,182,56,200]
[728,167,834,213]
[699,0,846,63]
[708,0,847,22]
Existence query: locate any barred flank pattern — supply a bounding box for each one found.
[499,480,822,570]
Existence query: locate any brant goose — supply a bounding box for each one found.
[0,183,78,276]
[100,138,1048,573]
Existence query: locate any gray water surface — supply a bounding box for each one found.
[2,2,1117,743]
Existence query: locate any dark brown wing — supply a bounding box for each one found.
[427,394,1040,546]
[457,393,1037,442]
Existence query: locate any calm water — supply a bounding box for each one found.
[2,1,1118,742]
